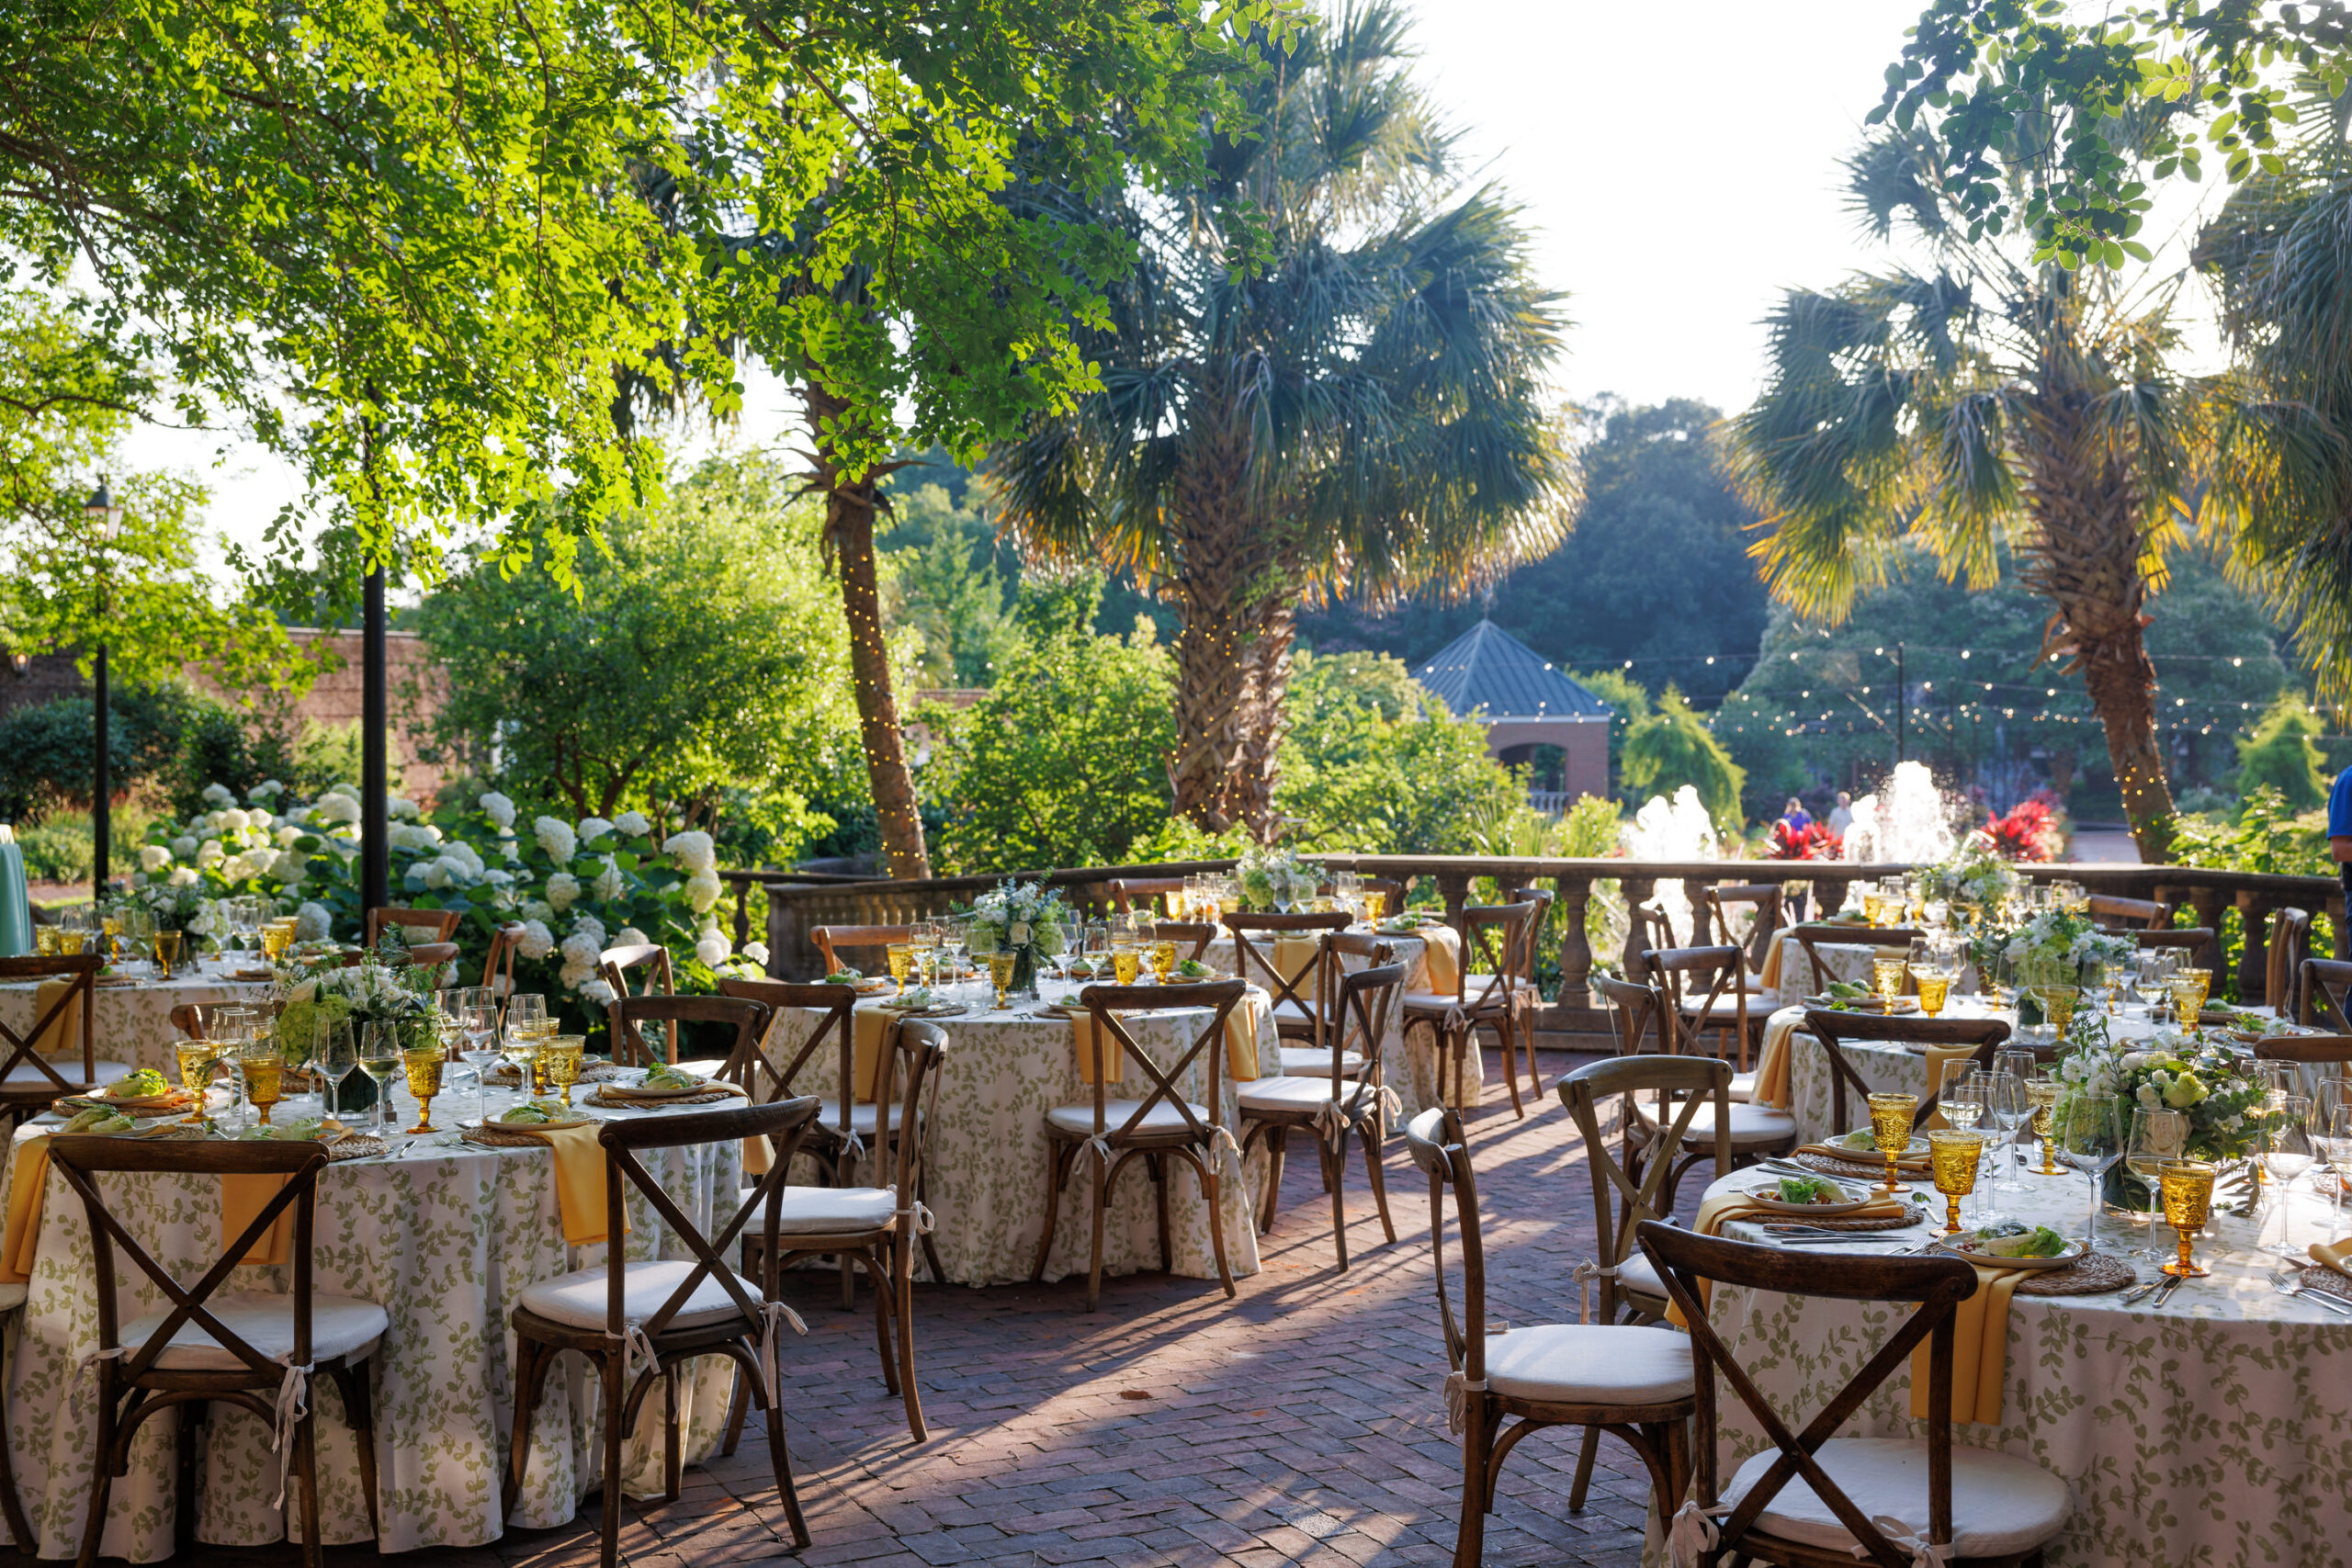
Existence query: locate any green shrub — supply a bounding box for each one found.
[2234,693,2330,811]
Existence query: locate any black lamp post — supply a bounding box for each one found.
[84,479,119,898]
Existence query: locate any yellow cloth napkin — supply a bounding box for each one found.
[2308,1235,2352,1280]
[1072,1013,1122,1086]
[0,1134,51,1286]
[29,977,82,1058]
[1751,1011,1801,1109]
[1270,935,1321,1007]
[1758,932,1785,993]
[220,1173,292,1267]
[1421,926,1461,994]
[515,1122,627,1247]
[852,1007,891,1103]
[1909,1262,2023,1426]
[1920,1041,1987,1133]
[1664,1187,1912,1325]
[1797,1140,1929,1172]
[1225,993,1264,1082]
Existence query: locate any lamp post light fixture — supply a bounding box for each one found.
[85,479,119,898]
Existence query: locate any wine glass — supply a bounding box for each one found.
[2057,1089,2125,1247]
[239,1033,286,1127]
[1928,1129,1985,1235]
[402,1044,447,1133]
[2262,1095,2315,1254]
[1871,947,1907,1006]
[1936,1059,1983,1132]
[2126,1107,2189,1258]
[543,1033,586,1108]
[356,1022,401,1134]
[1150,935,1178,983]
[317,1015,356,1123]
[1986,1069,2030,1193]
[153,929,183,980]
[2314,1100,2352,1240]
[986,948,1017,1009]
[885,942,914,990]
[2026,1077,2064,1174]
[2157,1159,2219,1278]
[1866,1091,1917,1194]
[175,1036,220,1125]
[2133,949,2175,1019]
[2169,966,2212,1025]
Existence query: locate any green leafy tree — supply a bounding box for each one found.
[881,484,1022,690]
[1277,652,1523,854]
[992,1,1575,838]
[1730,126,2204,861]
[414,457,860,847]
[2235,693,2330,811]
[1619,686,1745,832]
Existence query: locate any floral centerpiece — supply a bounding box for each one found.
[2053,1019,2267,1207]
[1236,847,1322,910]
[1964,905,2132,1024]
[963,879,1072,997]
[275,953,438,1109]
[1917,842,2022,914]
[133,879,211,934]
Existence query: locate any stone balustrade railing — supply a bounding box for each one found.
[741,856,2348,1044]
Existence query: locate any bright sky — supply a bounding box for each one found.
[132,0,2233,568]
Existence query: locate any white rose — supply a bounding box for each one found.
[201,783,234,807]
[1008,920,1031,946]
[592,856,626,902]
[288,978,319,1005]
[685,868,721,913]
[534,817,577,863]
[663,829,717,874]
[197,839,225,866]
[139,844,171,873]
[294,902,332,941]
[546,873,581,911]
[743,940,770,966]
[695,931,730,967]
[614,810,650,837]
[477,791,516,829]
[577,817,615,844]
[578,977,616,1007]
[516,919,555,960]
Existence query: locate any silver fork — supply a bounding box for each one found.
[2267,1269,2352,1316]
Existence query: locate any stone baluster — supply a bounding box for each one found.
[1436,870,1473,931]
[765,886,803,980]
[2179,886,2226,975]
[1553,872,1593,1009]
[2234,891,2274,1006]
[1620,874,1657,979]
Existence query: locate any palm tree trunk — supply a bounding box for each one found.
[2020,400,2177,863]
[806,382,932,880]
[1231,593,1298,836]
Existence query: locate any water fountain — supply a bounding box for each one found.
[1619,785,1720,943]
[1841,760,1962,867]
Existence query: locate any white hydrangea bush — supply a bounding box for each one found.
[134,782,767,1036]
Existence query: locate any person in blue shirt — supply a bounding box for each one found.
[2332,766,2352,901]
[1780,796,1813,834]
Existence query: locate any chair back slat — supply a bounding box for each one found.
[0,953,97,1095]
[1457,901,1538,1011]
[1705,885,1785,975]
[2086,893,2167,931]
[2138,926,2218,973]
[1222,913,1349,1020]
[2302,959,2352,1032]
[1790,924,1920,997]
[598,943,677,1023]
[1075,979,1246,1145]
[1106,877,1186,916]
[1321,953,1405,1091]
[810,925,911,976]
[481,920,527,1000]
[1559,1054,1729,1322]
[1803,1010,2011,1132]
[1637,1222,1976,1568]
[2267,907,2312,1018]
[2252,1032,2352,1068]
[718,978,860,1161]
[1630,902,1679,977]
[365,906,462,946]
[1149,921,1216,961]
[1644,944,1747,1062]
[611,993,768,1071]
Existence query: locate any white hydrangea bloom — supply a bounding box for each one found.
[571,913,607,951]
[294,901,333,941]
[248,780,285,803]
[439,840,485,879]
[167,866,199,887]
[534,817,577,863]
[390,824,439,852]
[170,835,198,860]
[388,795,421,821]
[276,825,304,849]
[139,844,172,873]
[743,940,771,966]
[614,810,650,837]
[217,807,252,833]
[516,919,555,960]
[615,926,650,947]
[188,812,214,834]
[663,829,717,874]
[592,856,626,902]
[695,930,730,967]
[231,848,275,882]
[201,783,234,807]
[270,850,307,885]
[197,839,225,867]
[578,977,616,1008]
[419,860,453,889]
[521,898,554,925]
[326,783,360,802]
[501,833,519,862]
[311,793,361,826]
[477,791,516,829]
[247,807,273,830]
[577,817,615,844]
[685,868,722,913]
[545,873,581,911]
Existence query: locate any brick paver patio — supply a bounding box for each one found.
[9,1046,1653,1568]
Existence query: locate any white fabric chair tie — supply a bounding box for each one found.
[1862,1516,1956,1568]
[1571,1258,1619,1324]
[1209,1124,1244,1168]
[756,1298,808,1404]
[76,1344,132,1373]
[267,1358,313,1509]
[1442,1371,1487,1436]
[1668,1500,1726,1568]
[1083,1134,1116,1173]
[895,1201,936,1235]
[839,1128,868,1168]
[1311,1098,1353,1151]
[619,1324,660,1393]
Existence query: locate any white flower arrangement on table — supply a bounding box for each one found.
[1236,847,1323,911]
[2000,908,2135,976]
[1918,845,2021,911]
[965,879,1073,958]
[2052,1023,2265,1163]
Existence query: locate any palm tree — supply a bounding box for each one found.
[1728,131,2199,862]
[990,2,1577,836]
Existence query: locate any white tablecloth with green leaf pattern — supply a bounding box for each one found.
[1,1084,743,1561]
[0,972,267,1077]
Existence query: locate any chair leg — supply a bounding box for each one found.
[892,1234,926,1441]
[1086,1150,1111,1313]
[598,1348,626,1568]
[1567,1422,1601,1510]
[839,1245,856,1312]
[1148,1152,1170,1274]
[331,1362,379,1536]
[869,1245,900,1395]
[1520,1011,1544,1100]
[75,1382,118,1568]
[1031,1140,1071,1284]
[294,1411,323,1568]
[760,1358,811,1548]
[1198,1146,1237,1300]
[662,1363,682,1502]
[1322,1134,1349,1271]
[175,1400,199,1553]
[1497,1017,1525,1119]
[917,1167,946,1285]
[1362,1119,1397,1244]
[1452,1404,1487,1568]
[719,1362,750,1459]
[1262,1127,1289,1233]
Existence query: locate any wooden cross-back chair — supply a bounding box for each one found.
[2301,959,2352,1032]
[1555,1054,1727,1513]
[1478,885,1555,1106]
[1705,884,1785,981]
[1148,920,1216,962]
[1222,910,1351,1044]
[52,1135,384,1568]
[1401,900,1540,1118]
[809,924,911,976]
[0,954,118,1123]
[1030,978,1247,1311]
[610,993,768,1082]
[167,998,275,1042]
[1357,876,1408,919]
[1277,931,1395,1077]
[1592,973,1756,1215]
[1105,876,1187,916]
[2086,893,2168,932]
[1803,1010,2013,1134]
[1630,901,1680,976]
[1638,1223,2070,1568]
[1238,953,1407,1269]
[2252,1032,2352,1073]
[363,906,461,947]
[1789,923,1922,998]
[718,977,882,1188]
[2267,907,2312,1019]
[2137,926,2218,972]
[1646,942,1758,1076]
[725,1018,948,1446]
[1405,1108,1692,1568]
[481,920,528,1001]
[600,942,675,1005]
[503,1097,821,1568]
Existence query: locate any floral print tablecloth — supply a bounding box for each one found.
[1,1081,742,1561]
[763,988,1283,1288]
[0,972,269,1076]
[1665,1165,2352,1568]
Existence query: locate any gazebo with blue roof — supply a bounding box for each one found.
[1414,619,1612,810]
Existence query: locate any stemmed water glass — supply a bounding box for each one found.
[2132,949,2177,1019]
[2126,1107,2189,1258]
[2057,1090,2126,1247]
[356,1022,401,1134]
[2314,1098,2352,1241]
[2262,1095,2315,1255]
[1986,1066,2031,1193]
[317,1015,356,1123]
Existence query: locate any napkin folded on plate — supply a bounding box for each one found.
[1662,1189,1913,1324]
[1749,1011,1801,1109]
[2308,1235,2352,1280]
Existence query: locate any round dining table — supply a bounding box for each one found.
[759,979,1284,1289]
[0,966,271,1077]
[1668,1155,2352,1568]
[0,1069,744,1562]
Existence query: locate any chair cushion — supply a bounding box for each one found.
[1276,1045,1366,1076]
[1637,1100,1798,1148]
[118,1291,387,1369]
[1613,1249,1667,1303]
[0,1281,23,1313]
[1237,1075,1382,1116]
[1461,974,1538,991]
[1683,995,1758,1021]
[1268,999,1329,1026]
[1045,1100,1215,1139]
[1400,990,1514,1013]
[816,1102,911,1137]
[1483,1324,1692,1406]
[517,1259,765,1333]
[1723,1438,2070,1560]
[735,1184,898,1234]
[1726,1071,1758,1104]
[4,1060,134,1087]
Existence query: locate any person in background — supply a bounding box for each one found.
[1826,790,1854,836]
[1780,796,1813,834]
[2330,764,2352,908]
